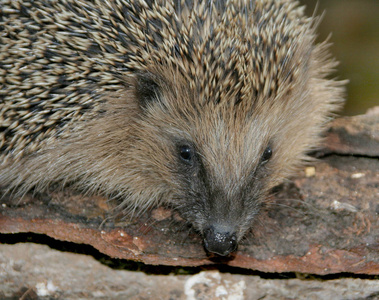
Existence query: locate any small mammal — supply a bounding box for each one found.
[0,0,345,256]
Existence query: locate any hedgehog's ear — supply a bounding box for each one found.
[134,72,161,109]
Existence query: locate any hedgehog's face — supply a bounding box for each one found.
[170,119,275,256]
[128,71,307,256]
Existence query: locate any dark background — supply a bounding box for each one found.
[302,0,378,116]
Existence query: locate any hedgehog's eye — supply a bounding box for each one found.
[179,145,193,162]
[261,146,272,163]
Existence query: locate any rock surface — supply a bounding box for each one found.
[1,243,378,300]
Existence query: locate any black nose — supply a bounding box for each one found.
[203,226,238,256]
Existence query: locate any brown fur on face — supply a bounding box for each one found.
[0,0,346,256]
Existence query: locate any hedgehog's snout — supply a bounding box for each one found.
[203,225,238,256]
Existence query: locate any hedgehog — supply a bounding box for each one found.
[0,0,345,256]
